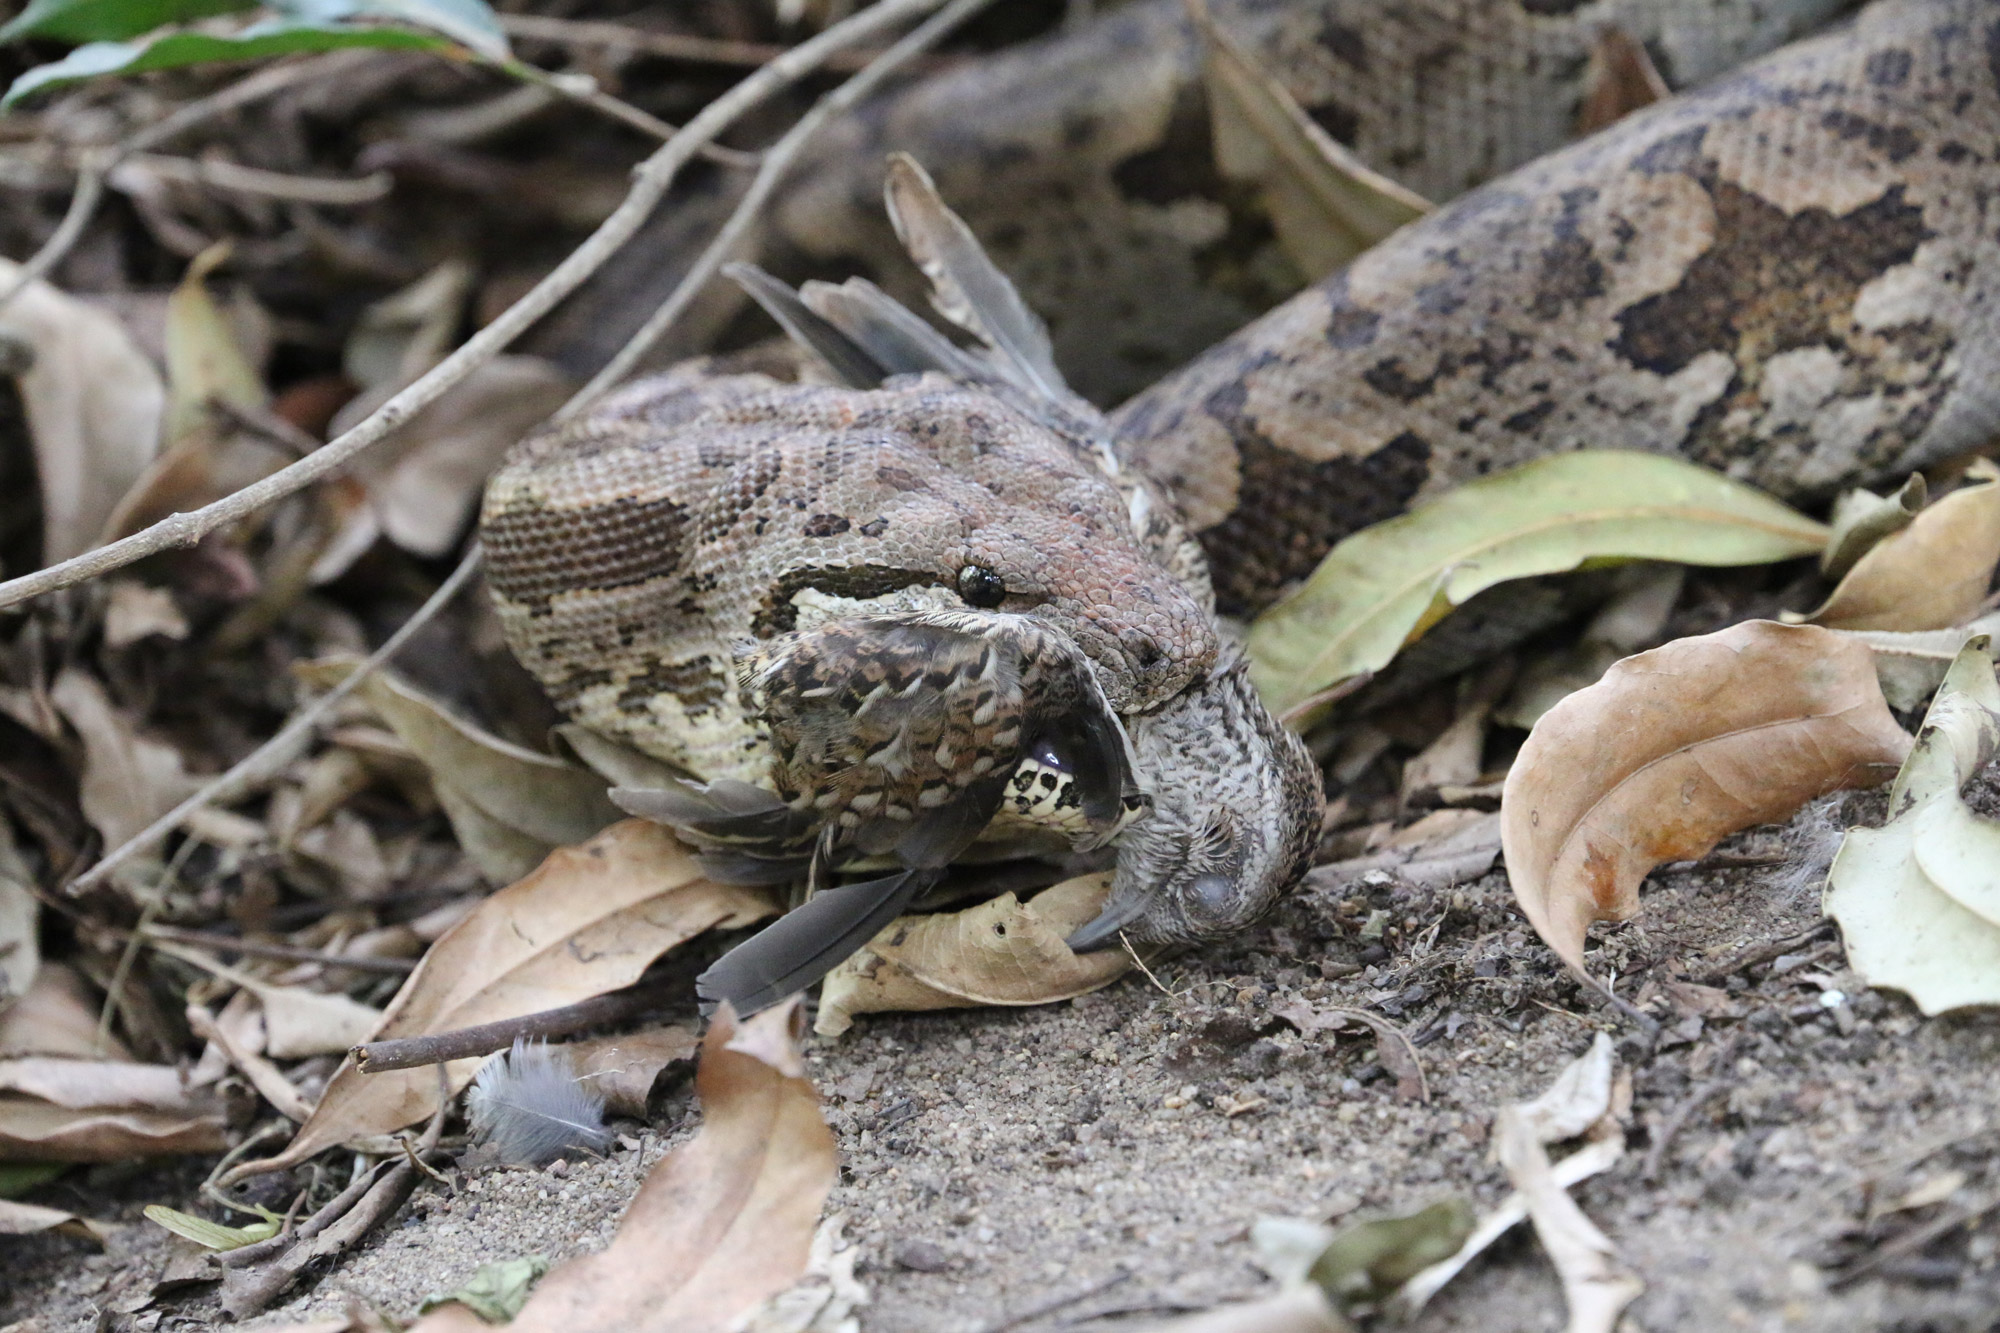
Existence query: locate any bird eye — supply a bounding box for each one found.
[957,564,1007,608]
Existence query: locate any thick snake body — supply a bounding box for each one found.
[1113,0,2000,614]
[485,0,2000,1007]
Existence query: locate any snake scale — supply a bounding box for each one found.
[484,0,2000,1013]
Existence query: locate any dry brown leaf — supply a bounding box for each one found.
[815,874,1131,1038]
[0,1057,205,1112]
[50,668,203,850]
[421,1002,836,1333]
[1575,26,1669,134]
[0,1093,226,1161]
[1494,1105,1641,1333]
[566,1026,700,1119]
[299,657,620,883]
[0,257,165,565]
[230,821,774,1178]
[102,580,190,649]
[0,964,131,1060]
[0,1198,111,1243]
[1133,1287,1351,1333]
[1269,1003,1426,1104]
[1501,621,1910,974]
[0,818,38,1011]
[1808,461,2000,631]
[153,941,384,1059]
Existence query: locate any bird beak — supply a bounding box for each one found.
[1066,893,1147,953]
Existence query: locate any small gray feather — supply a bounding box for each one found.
[466,1038,612,1167]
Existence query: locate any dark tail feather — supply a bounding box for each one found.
[882,153,1066,401]
[722,261,891,389]
[800,277,989,382]
[611,779,813,847]
[695,867,939,1017]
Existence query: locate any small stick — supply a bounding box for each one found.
[0,0,954,613]
[352,981,676,1073]
[973,1268,1131,1333]
[121,153,392,206]
[564,0,1001,414]
[1831,1196,2000,1288]
[1689,921,1834,985]
[135,925,417,975]
[219,1068,453,1316]
[1641,1081,1726,1181]
[497,14,903,71]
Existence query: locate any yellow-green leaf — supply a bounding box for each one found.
[1246,451,1828,716]
[143,1202,280,1250]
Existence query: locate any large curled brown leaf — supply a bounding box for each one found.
[1501,621,1911,974]
[815,873,1131,1037]
[412,1002,836,1333]
[229,821,774,1178]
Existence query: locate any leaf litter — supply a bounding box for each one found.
[3,8,2000,1331]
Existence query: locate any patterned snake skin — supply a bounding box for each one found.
[485,0,2000,1012]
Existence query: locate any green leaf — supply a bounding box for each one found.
[419,1255,551,1323]
[2,0,507,109]
[143,1202,281,1250]
[1307,1199,1475,1306]
[0,1162,67,1198]
[1825,636,2000,1014]
[0,0,252,45]
[1245,451,1828,716]
[275,0,505,60]
[3,20,449,108]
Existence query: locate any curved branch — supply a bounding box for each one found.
[0,0,952,614]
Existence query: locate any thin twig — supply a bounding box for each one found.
[1641,1080,1726,1181]
[1689,920,1834,985]
[220,1069,451,1314]
[122,153,392,206]
[137,925,418,975]
[353,977,677,1072]
[497,13,901,72]
[0,0,952,614]
[1,53,374,313]
[66,546,484,895]
[973,1268,1132,1333]
[1832,1196,2000,1288]
[564,0,999,416]
[502,62,761,168]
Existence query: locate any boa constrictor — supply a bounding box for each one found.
[484,0,2000,1013]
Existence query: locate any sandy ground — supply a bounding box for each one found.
[6,788,2000,1333]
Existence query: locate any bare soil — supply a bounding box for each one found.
[5,781,1999,1333]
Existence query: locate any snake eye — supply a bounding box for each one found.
[957,564,1007,608]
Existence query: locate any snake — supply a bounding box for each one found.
[483,0,2000,1014]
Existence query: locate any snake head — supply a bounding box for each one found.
[1068,646,1322,952]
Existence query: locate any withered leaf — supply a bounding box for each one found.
[1809,460,2000,631]
[815,873,1131,1038]
[299,656,620,883]
[1826,637,2000,1013]
[0,1093,226,1161]
[416,1003,836,1333]
[1502,621,1910,975]
[231,822,773,1178]
[0,257,164,564]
